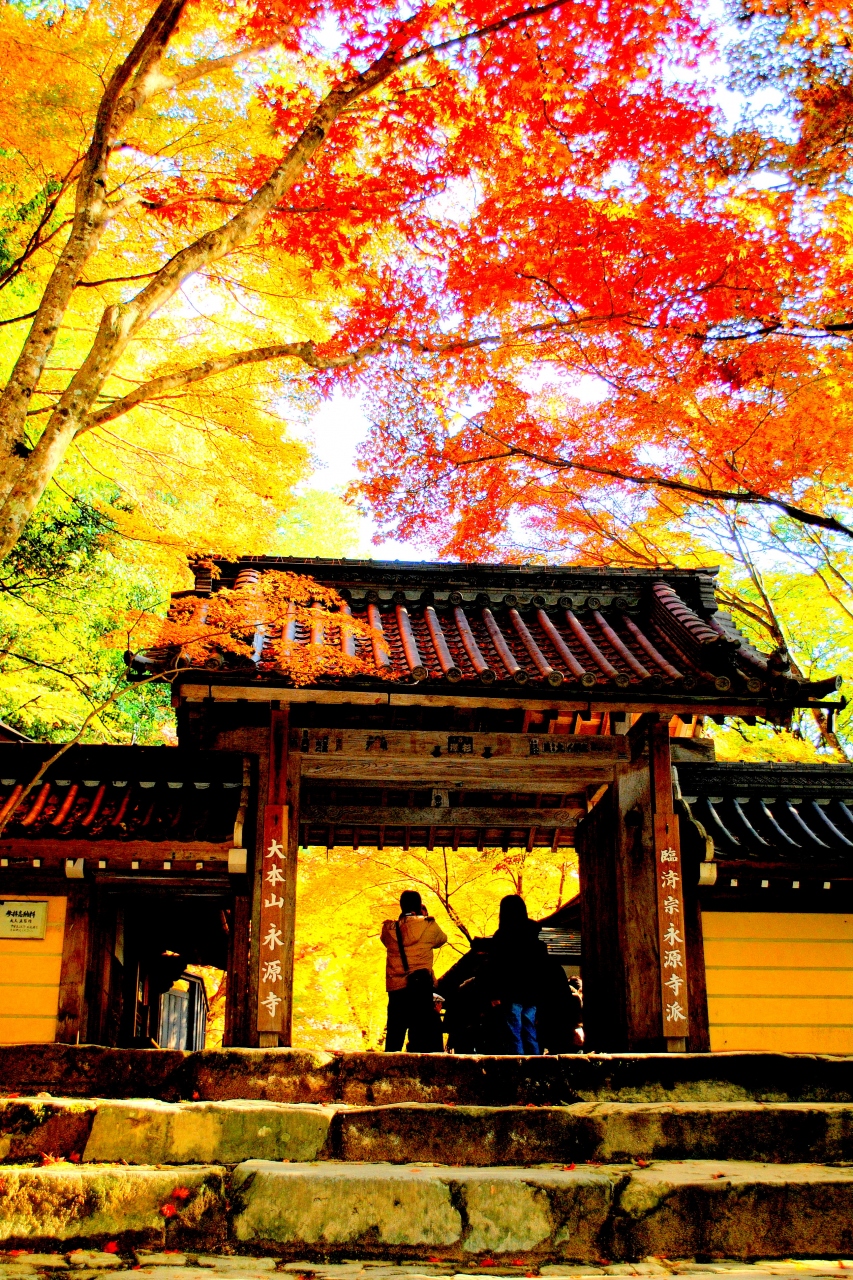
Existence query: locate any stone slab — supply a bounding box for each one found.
[0,1101,96,1164]
[328,1102,853,1165]
[230,1160,626,1259]
[1,1259,853,1279]
[0,1167,226,1250]
[5,1098,853,1168]
[83,1100,335,1165]
[611,1161,853,1260]
[3,1048,853,1107]
[2,1160,853,1263]
[231,1160,853,1262]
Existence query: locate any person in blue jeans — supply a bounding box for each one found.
[488,894,550,1055]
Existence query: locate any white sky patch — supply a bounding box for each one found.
[300,389,439,561]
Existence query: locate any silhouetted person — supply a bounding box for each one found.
[536,963,584,1054]
[381,889,446,1052]
[488,894,550,1054]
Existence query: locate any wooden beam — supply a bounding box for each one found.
[0,839,232,861]
[301,805,583,827]
[300,760,618,786]
[55,887,91,1045]
[295,728,629,759]
[178,681,778,718]
[281,746,300,1046]
[223,893,250,1047]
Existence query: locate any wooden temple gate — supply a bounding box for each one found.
[163,556,841,1051]
[0,556,843,1050]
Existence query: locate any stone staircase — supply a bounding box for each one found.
[1,1047,853,1267]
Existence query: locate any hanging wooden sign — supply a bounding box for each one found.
[257,804,287,1034]
[653,810,689,1039]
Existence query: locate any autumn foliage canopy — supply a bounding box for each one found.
[0,0,851,566]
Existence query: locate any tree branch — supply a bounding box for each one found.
[456,441,853,540]
[82,338,386,429]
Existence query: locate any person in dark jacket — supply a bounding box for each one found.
[488,894,550,1055]
[536,960,584,1053]
[436,937,508,1053]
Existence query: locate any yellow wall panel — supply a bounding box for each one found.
[0,895,66,1045]
[0,984,69,1017]
[709,1024,853,1055]
[707,968,853,998]
[0,1016,60,1045]
[708,995,853,1025]
[0,956,63,986]
[704,939,853,969]
[703,912,853,940]
[703,911,853,1054]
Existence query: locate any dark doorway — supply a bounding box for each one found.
[87,887,230,1048]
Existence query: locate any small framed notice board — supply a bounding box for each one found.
[0,900,48,939]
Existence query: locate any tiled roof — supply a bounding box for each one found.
[0,746,246,843]
[677,761,853,861]
[143,557,841,709]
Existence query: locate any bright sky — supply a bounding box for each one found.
[301,390,436,562]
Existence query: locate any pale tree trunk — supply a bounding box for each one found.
[0,0,188,495]
[0,36,402,559]
[0,0,567,560]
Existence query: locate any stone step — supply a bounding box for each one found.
[2,1256,853,1280]
[1,1160,852,1262]
[3,1046,853,1107]
[3,1098,852,1168]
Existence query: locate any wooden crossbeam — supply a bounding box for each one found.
[301,805,583,827]
[294,728,629,760]
[300,760,618,785]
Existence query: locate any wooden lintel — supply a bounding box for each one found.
[299,760,617,786]
[302,805,582,827]
[295,728,630,760]
[177,681,779,718]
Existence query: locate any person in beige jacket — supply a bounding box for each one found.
[380,889,447,1051]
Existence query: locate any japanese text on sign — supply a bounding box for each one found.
[257,805,288,1033]
[654,821,689,1036]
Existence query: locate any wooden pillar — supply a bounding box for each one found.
[55,887,91,1044]
[648,720,690,1051]
[253,706,300,1048]
[577,759,664,1051]
[223,893,250,1047]
[578,714,706,1052]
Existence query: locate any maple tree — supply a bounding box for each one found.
[126,567,385,684]
[3,0,836,567]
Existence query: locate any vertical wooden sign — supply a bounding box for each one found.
[653,811,689,1041]
[649,720,689,1047]
[257,707,289,1038]
[257,804,287,1034]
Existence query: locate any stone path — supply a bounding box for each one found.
[1,1256,853,1280]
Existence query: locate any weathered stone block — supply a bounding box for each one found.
[611,1161,853,1260]
[231,1162,621,1260]
[83,1100,335,1165]
[232,1162,463,1251]
[0,1101,96,1163]
[329,1101,853,1168]
[67,1251,122,1268]
[0,1167,226,1250]
[3,1046,853,1107]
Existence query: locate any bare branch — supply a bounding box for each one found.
[83,338,386,429]
[456,441,853,541]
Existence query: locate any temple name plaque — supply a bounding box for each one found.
[0,900,48,939]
